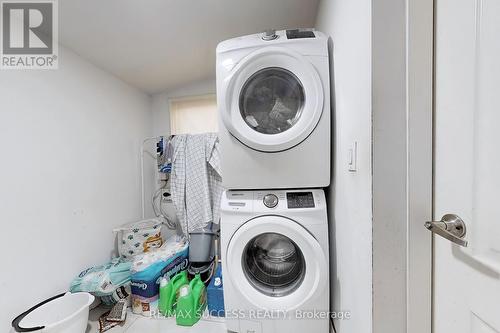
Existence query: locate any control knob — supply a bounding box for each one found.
[262,29,278,41]
[263,194,279,208]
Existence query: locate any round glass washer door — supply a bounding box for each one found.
[243,232,305,297]
[221,47,324,152]
[226,215,328,310]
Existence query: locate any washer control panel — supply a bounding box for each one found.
[263,194,279,208]
[286,191,315,208]
[222,189,324,212]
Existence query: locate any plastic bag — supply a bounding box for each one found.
[70,258,132,306]
[114,219,163,260]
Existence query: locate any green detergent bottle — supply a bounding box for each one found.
[158,270,189,317]
[175,274,207,326]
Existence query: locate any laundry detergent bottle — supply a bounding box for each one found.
[159,270,189,317]
[175,274,207,326]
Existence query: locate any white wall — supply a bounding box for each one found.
[317,2,433,332]
[372,1,434,332]
[0,46,152,331]
[151,78,216,137]
[372,0,408,332]
[315,1,373,332]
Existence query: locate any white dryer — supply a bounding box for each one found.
[216,29,331,189]
[220,189,329,333]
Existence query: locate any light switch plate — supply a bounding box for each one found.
[348,141,358,172]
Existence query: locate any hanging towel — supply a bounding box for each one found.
[170,133,223,236]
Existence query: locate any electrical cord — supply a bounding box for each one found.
[151,180,178,230]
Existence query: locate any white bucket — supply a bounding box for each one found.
[11,292,94,333]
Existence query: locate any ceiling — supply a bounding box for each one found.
[59,0,320,94]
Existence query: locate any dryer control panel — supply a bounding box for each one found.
[286,29,316,39]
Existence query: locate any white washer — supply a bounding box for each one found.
[220,189,329,333]
[216,29,331,189]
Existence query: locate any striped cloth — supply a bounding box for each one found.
[170,133,223,236]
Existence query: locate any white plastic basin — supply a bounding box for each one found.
[11,292,94,333]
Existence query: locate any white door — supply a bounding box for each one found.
[220,48,324,152]
[432,0,500,331]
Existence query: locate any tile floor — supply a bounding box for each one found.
[87,307,227,333]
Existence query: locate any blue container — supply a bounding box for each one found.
[207,263,225,317]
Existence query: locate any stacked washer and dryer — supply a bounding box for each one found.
[216,29,331,333]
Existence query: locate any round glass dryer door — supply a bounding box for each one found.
[221,47,324,152]
[243,232,305,297]
[239,68,305,135]
[226,215,328,310]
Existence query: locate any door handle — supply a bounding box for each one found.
[425,214,468,247]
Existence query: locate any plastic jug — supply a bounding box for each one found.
[158,270,189,317]
[175,274,207,326]
[207,263,225,317]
